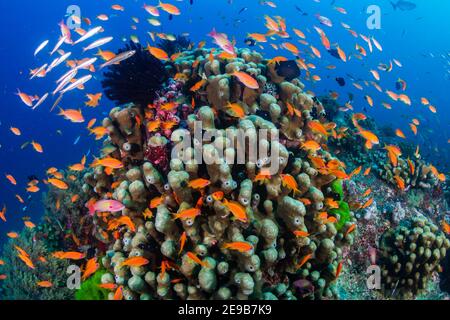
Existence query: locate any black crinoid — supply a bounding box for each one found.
[157,35,193,56]
[101,41,168,107]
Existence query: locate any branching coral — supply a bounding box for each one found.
[0,229,73,300]
[101,41,168,107]
[378,215,450,299]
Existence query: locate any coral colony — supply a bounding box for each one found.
[1,41,448,300]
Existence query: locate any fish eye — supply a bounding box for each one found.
[242,199,249,205]
[186,219,194,226]
[294,218,301,225]
[206,195,213,203]
[254,194,260,200]
[147,177,155,184]
[123,143,131,151]
[164,184,171,191]
[248,265,254,271]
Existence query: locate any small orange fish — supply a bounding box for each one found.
[394,175,405,190]
[280,174,299,193]
[293,230,310,238]
[37,281,53,288]
[335,261,343,279]
[442,220,450,235]
[147,46,169,60]
[5,174,17,185]
[82,257,99,280]
[173,208,201,221]
[362,198,374,209]
[188,178,211,189]
[113,285,123,300]
[362,188,372,197]
[186,252,209,268]
[222,242,253,253]
[222,199,248,223]
[53,251,86,260]
[98,283,117,290]
[233,71,259,89]
[344,224,356,237]
[179,231,187,255]
[296,253,313,270]
[190,79,206,92]
[47,178,69,190]
[120,256,150,267]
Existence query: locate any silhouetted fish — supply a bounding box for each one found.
[275,60,301,81]
[336,77,346,86]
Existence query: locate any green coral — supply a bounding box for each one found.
[330,201,350,231]
[330,179,344,201]
[329,179,350,230]
[75,269,109,300]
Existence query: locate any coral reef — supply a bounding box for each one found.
[0,229,73,300]
[101,42,168,107]
[77,47,357,300]
[378,215,450,299]
[380,156,443,191]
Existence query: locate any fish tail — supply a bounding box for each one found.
[390,1,397,10]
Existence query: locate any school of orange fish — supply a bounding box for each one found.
[0,0,449,293]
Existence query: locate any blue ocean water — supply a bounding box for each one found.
[0,0,448,247]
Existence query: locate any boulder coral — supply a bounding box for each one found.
[378,215,450,298]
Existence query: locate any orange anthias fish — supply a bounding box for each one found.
[37,281,53,288]
[5,174,17,185]
[47,178,69,190]
[280,174,299,193]
[188,178,211,189]
[82,257,99,280]
[113,286,124,300]
[158,1,181,15]
[190,79,207,92]
[147,45,169,60]
[227,102,246,118]
[53,251,86,260]
[442,220,450,235]
[362,198,374,209]
[344,224,356,237]
[120,256,150,267]
[296,253,313,270]
[394,176,405,190]
[173,208,201,221]
[293,230,310,238]
[335,261,343,279]
[186,252,209,268]
[222,199,248,223]
[0,205,6,222]
[308,120,329,136]
[31,141,44,153]
[232,71,259,89]
[179,231,187,255]
[17,252,35,269]
[85,93,102,107]
[91,157,124,169]
[222,242,254,253]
